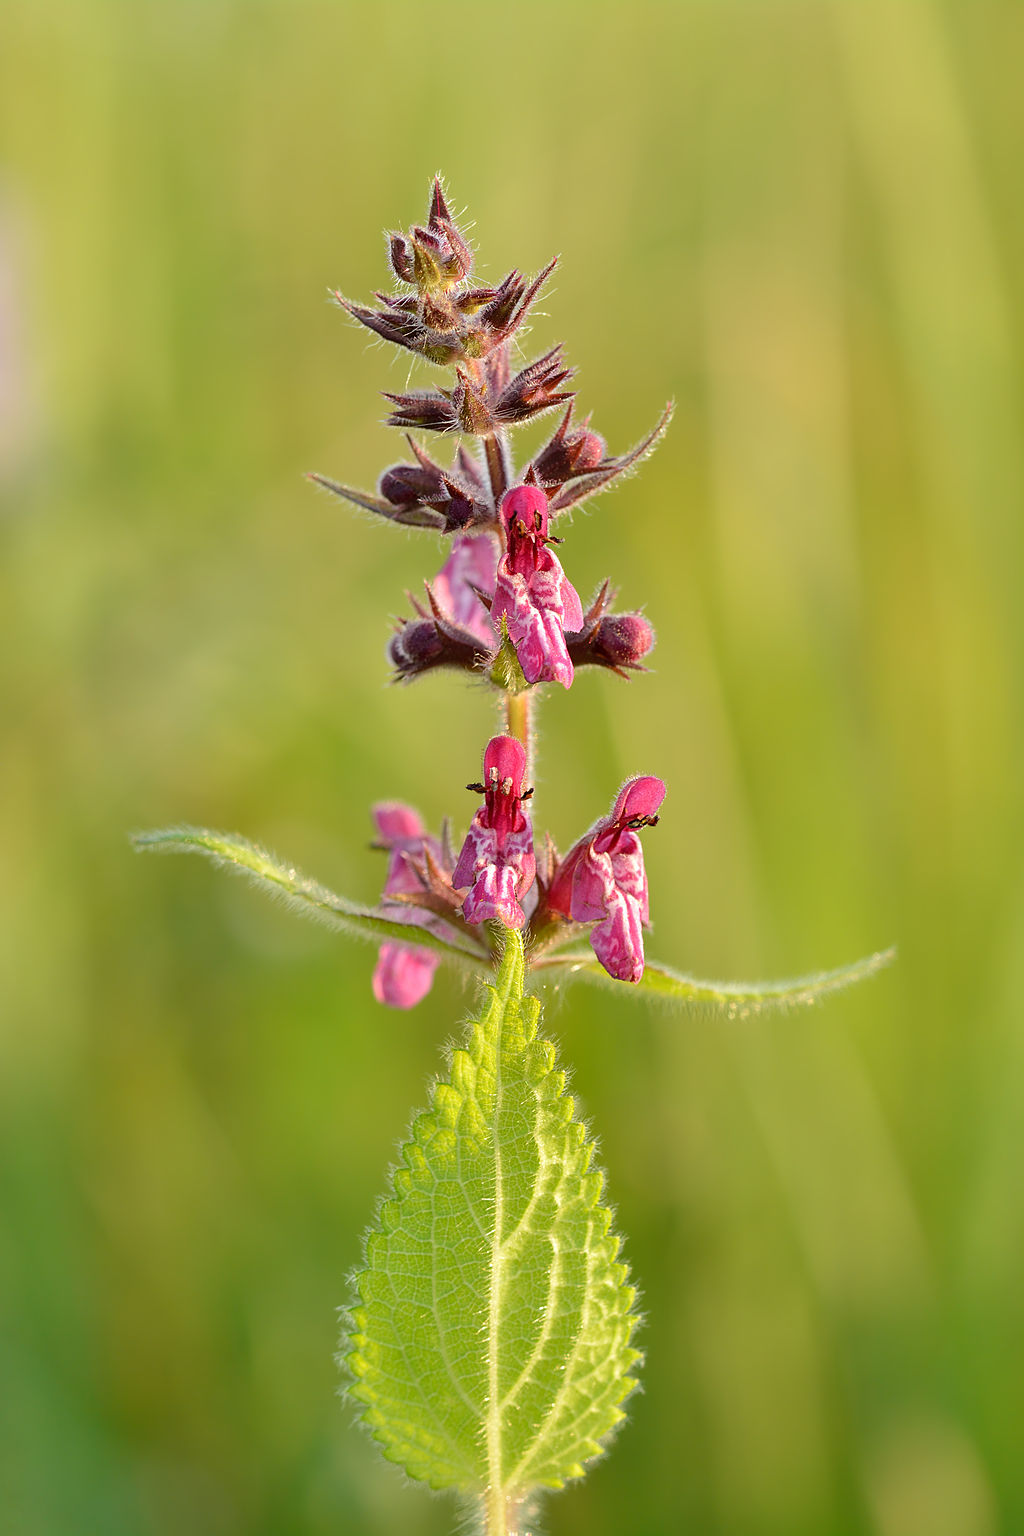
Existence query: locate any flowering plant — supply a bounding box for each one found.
[136,179,892,1535]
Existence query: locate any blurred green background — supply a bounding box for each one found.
[2,2,1023,1532]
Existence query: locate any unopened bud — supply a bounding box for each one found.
[383,390,460,433]
[387,179,473,295]
[388,614,489,683]
[389,233,417,285]
[374,444,488,533]
[377,466,430,506]
[389,620,446,675]
[493,346,575,428]
[592,613,654,668]
[564,582,655,676]
[533,404,606,485]
[452,370,496,436]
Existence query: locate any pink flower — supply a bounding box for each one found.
[372,803,447,1009]
[372,943,438,1011]
[490,484,584,689]
[452,735,536,929]
[548,776,666,983]
[431,532,499,648]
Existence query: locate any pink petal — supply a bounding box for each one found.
[432,533,499,646]
[612,775,666,824]
[484,734,526,793]
[372,942,440,1008]
[589,892,646,984]
[373,802,425,843]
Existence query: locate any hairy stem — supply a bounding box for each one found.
[484,430,511,507]
[505,690,533,777]
[483,1488,525,1536]
[464,353,512,511]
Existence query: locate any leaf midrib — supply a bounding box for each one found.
[485,957,510,1502]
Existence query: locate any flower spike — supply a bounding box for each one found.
[136,174,897,1531]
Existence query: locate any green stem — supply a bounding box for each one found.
[505,690,532,777]
[483,1489,526,1536]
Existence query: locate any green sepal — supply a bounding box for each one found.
[489,622,530,694]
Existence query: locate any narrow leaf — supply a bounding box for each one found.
[533,946,897,1016]
[345,929,640,1498]
[132,826,490,967]
[307,472,448,530]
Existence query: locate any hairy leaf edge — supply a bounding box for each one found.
[339,931,643,1498]
[132,825,490,968]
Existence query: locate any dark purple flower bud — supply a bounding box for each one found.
[378,463,444,507]
[589,612,654,669]
[389,534,498,681]
[493,346,576,427]
[422,178,474,284]
[563,580,655,677]
[389,233,416,285]
[312,437,494,536]
[387,177,473,292]
[307,472,448,531]
[371,803,452,1008]
[547,776,666,983]
[388,619,447,677]
[377,439,488,532]
[388,613,491,682]
[452,735,536,930]
[331,290,466,365]
[531,403,607,487]
[460,258,558,353]
[333,285,482,362]
[491,484,584,689]
[451,369,496,436]
[383,389,460,434]
[547,402,675,518]
[383,369,499,437]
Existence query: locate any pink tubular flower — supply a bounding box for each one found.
[452,735,536,929]
[548,776,666,983]
[490,483,584,689]
[372,803,446,1009]
[431,532,499,648]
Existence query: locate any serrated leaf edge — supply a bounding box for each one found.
[343,930,641,1503]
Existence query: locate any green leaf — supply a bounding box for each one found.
[131,826,490,968]
[344,928,640,1508]
[532,945,897,1016]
